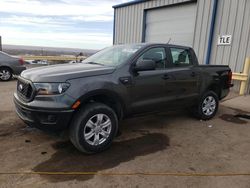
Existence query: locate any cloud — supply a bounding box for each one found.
[0,0,133,49]
[71,15,113,22]
[0,26,113,49]
[0,15,70,27]
[0,0,115,20]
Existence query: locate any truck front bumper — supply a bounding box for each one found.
[14,93,74,131]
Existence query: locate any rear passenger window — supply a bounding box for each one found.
[170,48,192,66]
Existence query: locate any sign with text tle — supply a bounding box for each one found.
[218,35,232,45]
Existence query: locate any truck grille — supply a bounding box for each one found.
[17,78,34,101]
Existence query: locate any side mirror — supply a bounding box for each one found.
[134,59,156,72]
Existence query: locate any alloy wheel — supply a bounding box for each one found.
[83,114,112,146]
[202,96,216,116]
[0,69,11,81]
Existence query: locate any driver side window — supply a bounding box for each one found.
[136,47,167,69]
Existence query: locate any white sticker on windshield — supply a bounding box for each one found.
[122,48,138,53]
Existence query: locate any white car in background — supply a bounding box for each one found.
[26,60,48,65]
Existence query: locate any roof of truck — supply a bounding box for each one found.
[116,43,192,49]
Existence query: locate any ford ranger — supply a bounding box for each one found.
[14,43,232,153]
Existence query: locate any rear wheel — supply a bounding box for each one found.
[192,91,219,120]
[69,102,118,153]
[0,67,12,81]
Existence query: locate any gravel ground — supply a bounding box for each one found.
[0,80,250,188]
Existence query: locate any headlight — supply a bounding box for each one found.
[34,83,70,95]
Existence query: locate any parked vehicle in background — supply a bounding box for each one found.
[14,43,233,153]
[69,60,84,64]
[0,51,26,81]
[36,60,48,65]
[26,60,48,65]
[68,60,77,64]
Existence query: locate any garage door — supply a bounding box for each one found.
[145,3,197,46]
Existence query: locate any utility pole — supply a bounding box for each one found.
[0,36,2,51]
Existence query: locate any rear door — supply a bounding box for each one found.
[166,47,200,106]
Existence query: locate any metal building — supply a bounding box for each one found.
[113,0,250,93]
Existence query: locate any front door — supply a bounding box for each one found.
[128,46,176,113]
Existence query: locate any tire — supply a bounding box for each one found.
[69,102,118,153]
[0,67,12,81]
[192,91,219,120]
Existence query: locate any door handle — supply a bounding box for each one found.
[191,72,196,77]
[119,77,132,85]
[162,74,170,80]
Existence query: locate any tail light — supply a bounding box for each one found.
[227,71,233,87]
[19,58,24,65]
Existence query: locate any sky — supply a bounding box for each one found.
[0,0,132,49]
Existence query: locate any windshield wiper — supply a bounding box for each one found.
[84,62,104,66]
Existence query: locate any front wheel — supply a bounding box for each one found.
[69,102,118,153]
[193,91,219,120]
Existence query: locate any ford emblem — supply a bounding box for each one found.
[18,84,23,92]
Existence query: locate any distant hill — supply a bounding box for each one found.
[2,44,98,56]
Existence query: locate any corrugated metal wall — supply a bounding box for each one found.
[192,0,212,64]
[209,0,250,92]
[114,0,193,44]
[114,0,250,93]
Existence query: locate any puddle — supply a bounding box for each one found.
[219,114,247,124]
[0,131,12,137]
[131,129,150,135]
[234,114,250,120]
[33,133,169,182]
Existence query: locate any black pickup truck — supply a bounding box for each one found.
[14,43,232,153]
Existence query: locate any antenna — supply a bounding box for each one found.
[0,36,2,51]
[167,38,171,44]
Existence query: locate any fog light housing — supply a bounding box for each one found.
[47,115,57,123]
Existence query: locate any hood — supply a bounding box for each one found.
[21,63,115,82]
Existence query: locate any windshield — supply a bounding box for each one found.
[82,44,143,66]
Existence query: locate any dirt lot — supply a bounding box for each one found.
[0,80,250,188]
